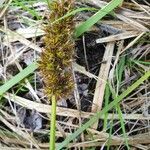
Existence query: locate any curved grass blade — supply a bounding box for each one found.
[52,7,98,25]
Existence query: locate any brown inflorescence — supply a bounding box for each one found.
[38,0,75,100]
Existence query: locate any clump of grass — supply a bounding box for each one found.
[56,70,150,149]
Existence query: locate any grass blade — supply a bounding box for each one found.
[52,7,97,25]
[116,105,130,149]
[103,83,111,130]
[0,62,38,96]
[75,0,123,37]
[114,55,130,149]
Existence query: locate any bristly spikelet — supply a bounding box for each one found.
[38,0,75,99]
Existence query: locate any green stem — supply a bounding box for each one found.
[50,95,56,150]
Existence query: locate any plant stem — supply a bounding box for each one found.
[50,95,56,150]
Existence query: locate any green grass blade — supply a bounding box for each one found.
[0,62,38,96]
[75,0,123,38]
[117,56,126,83]
[107,115,114,150]
[116,105,130,149]
[103,83,111,130]
[56,71,150,149]
[114,56,130,149]
[13,0,41,20]
[131,59,150,65]
[52,7,97,25]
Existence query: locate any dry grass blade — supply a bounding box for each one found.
[122,32,145,53]
[0,115,40,149]
[0,28,41,52]
[91,42,115,128]
[67,133,150,148]
[116,14,149,31]
[0,0,12,18]
[4,93,150,120]
[96,31,142,43]
[73,62,99,80]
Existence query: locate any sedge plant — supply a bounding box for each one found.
[38,0,75,149]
